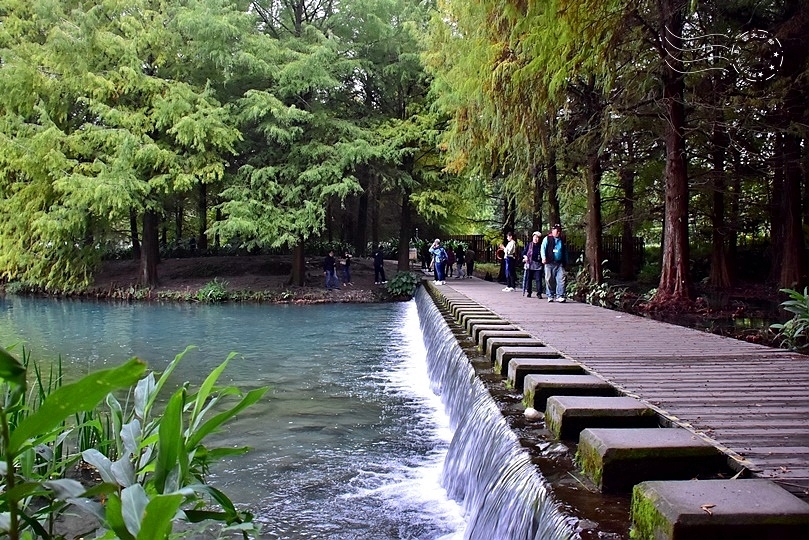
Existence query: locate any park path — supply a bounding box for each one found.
[432,277,809,498]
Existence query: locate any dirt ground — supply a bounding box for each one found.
[89,254,408,303]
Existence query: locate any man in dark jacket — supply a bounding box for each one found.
[324,250,339,290]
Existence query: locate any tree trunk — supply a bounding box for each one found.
[174,202,183,247]
[778,131,805,288]
[708,121,732,288]
[397,187,412,271]
[547,150,560,228]
[355,165,370,256]
[130,208,141,260]
[370,175,379,250]
[290,243,305,286]
[619,164,636,280]
[585,153,604,284]
[531,163,544,233]
[656,2,692,302]
[197,183,208,251]
[140,210,160,286]
[214,207,222,249]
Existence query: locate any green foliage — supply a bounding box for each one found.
[385,272,422,298]
[569,257,630,309]
[196,278,229,303]
[770,288,809,351]
[0,345,266,539]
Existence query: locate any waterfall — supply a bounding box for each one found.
[415,287,576,540]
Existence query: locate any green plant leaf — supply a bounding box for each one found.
[192,352,237,424]
[8,359,147,455]
[0,346,26,388]
[153,388,186,494]
[105,493,136,540]
[121,484,149,537]
[136,493,184,540]
[186,387,268,449]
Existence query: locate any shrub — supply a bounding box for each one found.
[385,272,421,298]
[0,346,265,539]
[770,287,809,351]
[197,278,229,303]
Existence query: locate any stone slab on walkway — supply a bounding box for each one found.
[471,324,519,342]
[523,374,617,411]
[503,356,576,383]
[577,428,728,493]
[460,314,503,331]
[476,329,531,350]
[545,396,659,440]
[631,479,809,539]
[484,337,546,363]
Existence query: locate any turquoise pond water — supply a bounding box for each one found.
[0,296,466,539]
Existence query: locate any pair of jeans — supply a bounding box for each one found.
[504,257,517,288]
[325,270,339,289]
[544,263,565,298]
[434,261,445,281]
[526,268,543,296]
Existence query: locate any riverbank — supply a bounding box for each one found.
[30,254,405,304]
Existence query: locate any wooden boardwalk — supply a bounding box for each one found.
[430,278,809,499]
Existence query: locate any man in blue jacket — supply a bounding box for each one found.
[541,224,568,302]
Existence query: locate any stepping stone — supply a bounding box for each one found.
[523,374,617,411]
[484,337,545,363]
[465,317,510,334]
[471,323,519,342]
[631,479,809,539]
[476,329,531,350]
[505,356,576,385]
[577,428,728,493]
[546,396,659,440]
[460,314,501,330]
[451,305,488,318]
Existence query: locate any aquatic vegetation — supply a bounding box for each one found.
[770,287,809,351]
[0,346,266,539]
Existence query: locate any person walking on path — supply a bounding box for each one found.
[501,231,518,292]
[541,224,568,302]
[373,245,387,284]
[454,244,465,279]
[429,239,448,284]
[522,231,544,298]
[446,246,455,278]
[465,247,476,278]
[324,249,340,290]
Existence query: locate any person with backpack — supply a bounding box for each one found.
[541,224,568,302]
[454,244,466,279]
[429,239,447,284]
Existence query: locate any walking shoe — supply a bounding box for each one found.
[502,287,510,291]
[556,297,566,303]
[547,297,554,302]
[526,293,532,298]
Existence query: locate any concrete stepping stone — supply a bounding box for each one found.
[471,323,518,342]
[546,396,659,440]
[631,479,809,539]
[577,428,728,493]
[460,314,501,330]
[476,328,531,350]
[502,355,574,382]
[484,337,545,363]
[451,305,489,319]
[523,374,617,411]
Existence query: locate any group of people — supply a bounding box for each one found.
[322,246,388,290]
[428,240,475,285]
[501,224,568,302]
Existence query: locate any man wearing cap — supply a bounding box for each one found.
[541,224,568,302]
[522,231,544,298]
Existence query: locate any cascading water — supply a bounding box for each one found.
[415,287,576,540]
